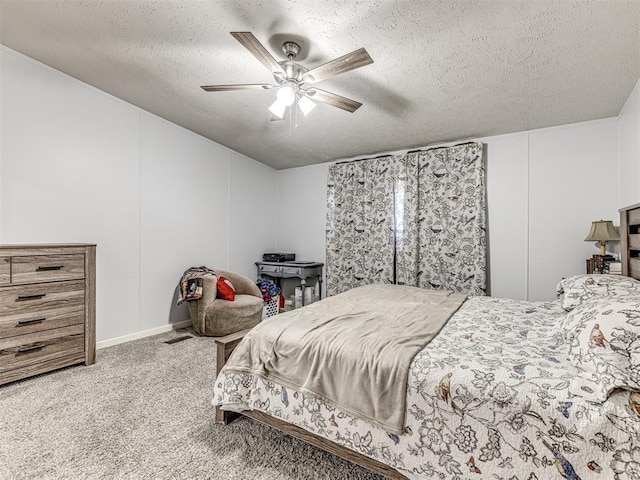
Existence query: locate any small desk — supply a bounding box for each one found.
[256,261,324,307]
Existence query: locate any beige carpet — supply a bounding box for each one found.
[0,329,383,480]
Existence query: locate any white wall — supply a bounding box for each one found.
[229,151,277,280]
[527,121,618,300]
[275,118,621,301]
[483,134,528,300]
[0,46,277,342]
[276,163,330,298]
[619,79,640,207]
[276,163,330,263]
[139,116,230,332]
[1,48,142,342]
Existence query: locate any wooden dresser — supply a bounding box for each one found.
[0,244,96,385]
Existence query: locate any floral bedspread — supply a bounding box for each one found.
[213,296,640,479]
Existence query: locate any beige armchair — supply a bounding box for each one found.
[188,270,263,336]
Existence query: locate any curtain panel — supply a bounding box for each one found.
[326,142,486,297]
[325,157,397,296]
[415,143,486,296]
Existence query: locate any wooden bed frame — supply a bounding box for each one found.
[619,203,640,280]
[213,204,640,480]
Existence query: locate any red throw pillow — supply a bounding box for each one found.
[217,276,236,301]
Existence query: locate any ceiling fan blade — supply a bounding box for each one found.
[303,47,373,84]
[231,32,286,76]
[201,84,275,92]
[305,88,362,113]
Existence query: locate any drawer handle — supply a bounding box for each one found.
[17,293,46,301]
[17,343,46,354]
[37,265,64,271]
[17,317,46,327]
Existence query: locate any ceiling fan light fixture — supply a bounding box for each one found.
[298,95,316,116]
[201,32,374,124]
[276,84,296,107]
[268,98,287,119]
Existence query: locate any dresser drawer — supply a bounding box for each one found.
[258,264,281,274]
[0,257,9,285]
[281,266,303,275]
[0,305,84,338]
[11,254,85,283]
[0,280,85,317]
[0,353,85,385]
[0,323,84,373]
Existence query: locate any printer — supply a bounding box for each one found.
[262,253,296,263]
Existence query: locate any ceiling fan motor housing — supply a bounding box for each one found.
[281,41,301,60]
[274,41,307,86]
[277,61,307,84]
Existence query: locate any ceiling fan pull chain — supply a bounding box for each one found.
[288,107,293,137]
[294,99,300,131]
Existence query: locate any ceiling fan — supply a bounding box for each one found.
[201,32,373,120]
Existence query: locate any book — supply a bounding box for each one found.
[608,261,622,275]
[595,254,616,274]
[588,254,616,274]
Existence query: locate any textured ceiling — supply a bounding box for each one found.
[1,0,639,170]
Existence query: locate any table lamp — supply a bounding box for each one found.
[584,220,620,255]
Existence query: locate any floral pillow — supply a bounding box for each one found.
[556,274,640,311]
[562,294,640,402]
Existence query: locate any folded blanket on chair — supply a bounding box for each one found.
[177,266,216,305]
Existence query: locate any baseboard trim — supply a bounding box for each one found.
[97,320,193,349]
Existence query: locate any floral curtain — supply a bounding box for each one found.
[415,143,486,296]
[325,157,397,296]
[326,142,486,296]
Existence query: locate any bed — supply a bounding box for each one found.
[212,204,640,480]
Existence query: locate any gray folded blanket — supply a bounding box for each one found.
[221,283,466,433]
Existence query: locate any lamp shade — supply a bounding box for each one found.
[268,99,287,119]
[584,220,620,242]
[298,95,316,116]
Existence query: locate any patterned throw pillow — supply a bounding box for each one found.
[562,295,640,402]
[216,276,236,301]
[556,274,640,311]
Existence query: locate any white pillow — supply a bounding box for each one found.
[562,294,640,402]
[556,274,640,311]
